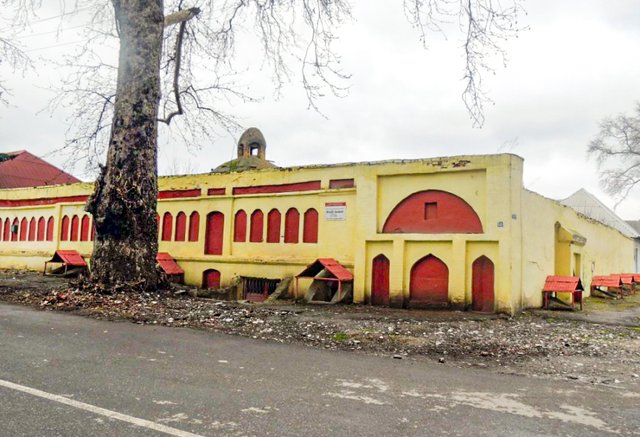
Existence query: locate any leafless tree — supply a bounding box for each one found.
[589,104,640,206]
[0,0,41,103]
[6,0,526,292]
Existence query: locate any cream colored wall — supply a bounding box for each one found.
[520,190,635,308]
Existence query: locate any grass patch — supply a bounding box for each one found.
[333,331,348,341]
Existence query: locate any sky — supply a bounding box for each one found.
[1,0,639,218]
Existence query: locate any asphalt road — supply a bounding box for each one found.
[1,303,638,437]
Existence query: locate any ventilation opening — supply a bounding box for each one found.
[242,276,280,302]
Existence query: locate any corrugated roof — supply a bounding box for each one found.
[591,275,622,287]
[0,151,80,188]
[561,189,639,238]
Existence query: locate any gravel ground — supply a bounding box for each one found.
[1,270,639,390]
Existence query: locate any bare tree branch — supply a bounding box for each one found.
[588,103,640,204]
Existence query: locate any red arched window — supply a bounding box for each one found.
[19,218,28,241]
[28,218,36,241]
[60,216,70,241]
[250,210,264,242]
[175,212,187,241]
[371,254,390,306]
[233,210,247,242]
[202,269,221,289]
[162,212,173,241]
[46,217,55,241]
[80,215,90,241]
[284,208,299,243]
[382,190,483,234]
[204,211,224,255]
[70,215,80,241]
[11,218,19,241]
[37,217,46,241]
[188,211,200,242]
[266,209,281,243]
[303,208,319,243]
[3,218,10,241]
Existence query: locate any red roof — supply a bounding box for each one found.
[0,151,80,188]
[156,252,184,275]
[591,275,622,288]
[617,274,637,285]
[542,275,583,292]
[296,258,353,281]
[48,250,87,267]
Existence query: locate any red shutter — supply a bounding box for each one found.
[80,215,90,241]
[250,210,264,242]
[70,215,79,241]
[303,208,318,243]
[234,210,247,242]
[3,218,10,241]
[284,208,299,243]
[266,209,281,243]
[204,212,224,255]
[175,212,187,241]
[28,218,36,241]
[162,212,173,241]
[60,216,69,241]
[188,211,200,242]
[20,218,28,241]
[46,217,55,241]
[37,217,46,241]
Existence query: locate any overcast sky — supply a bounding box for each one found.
[1,0,639,218]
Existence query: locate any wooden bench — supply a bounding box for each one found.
[542,276,583,310]
[43,250,88,277]
[591,275,623,299]
[616,273,637,295]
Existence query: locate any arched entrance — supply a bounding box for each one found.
[410,255,448,305]
[472,256,494,312]
[204,212,224,255]
[371,254,390,306]
[202,269,221,289]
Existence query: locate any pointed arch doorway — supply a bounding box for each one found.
[472,256,494,312]
[371,254,390,306]
[410,255,448,306]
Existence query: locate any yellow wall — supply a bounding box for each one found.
[0,153,634,313]
[520,190,634,308]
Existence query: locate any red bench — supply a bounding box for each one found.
[591,275,623,299]
[542,276,583,310]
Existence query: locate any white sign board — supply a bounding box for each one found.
[325,202,346,221]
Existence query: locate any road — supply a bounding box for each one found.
[0,303,638,436]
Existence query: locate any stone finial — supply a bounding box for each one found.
[237,127,266,160]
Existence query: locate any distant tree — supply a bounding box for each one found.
[6,1,526,292]
[589,104,640,205]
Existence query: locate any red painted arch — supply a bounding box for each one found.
[266,209,281,243]
[472,255,495,313]
[410,254,449,305]
[37,217,46,241]
[382,190,482,234]
[371,254,390,306]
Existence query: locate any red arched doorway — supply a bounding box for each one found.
[410,255,448,305]
[371,254,390,306]
[204,212,224,255]
[472,256,494,312]
[202,269,221,289]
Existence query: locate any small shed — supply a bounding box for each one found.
[591,275,623,299]
[156,252,184,284]
[43,250,88,277]
[542,275,584,310]
[296,258,353,304]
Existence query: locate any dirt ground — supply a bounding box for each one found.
[1,270,639,391]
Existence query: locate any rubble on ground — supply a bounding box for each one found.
[0,270,638,387]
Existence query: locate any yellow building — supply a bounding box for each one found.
[0,129,634,313]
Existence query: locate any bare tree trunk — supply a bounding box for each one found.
[86,0,164,293]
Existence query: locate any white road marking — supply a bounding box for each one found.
[0,378,203,437]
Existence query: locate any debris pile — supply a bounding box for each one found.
[0,270,638,386]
